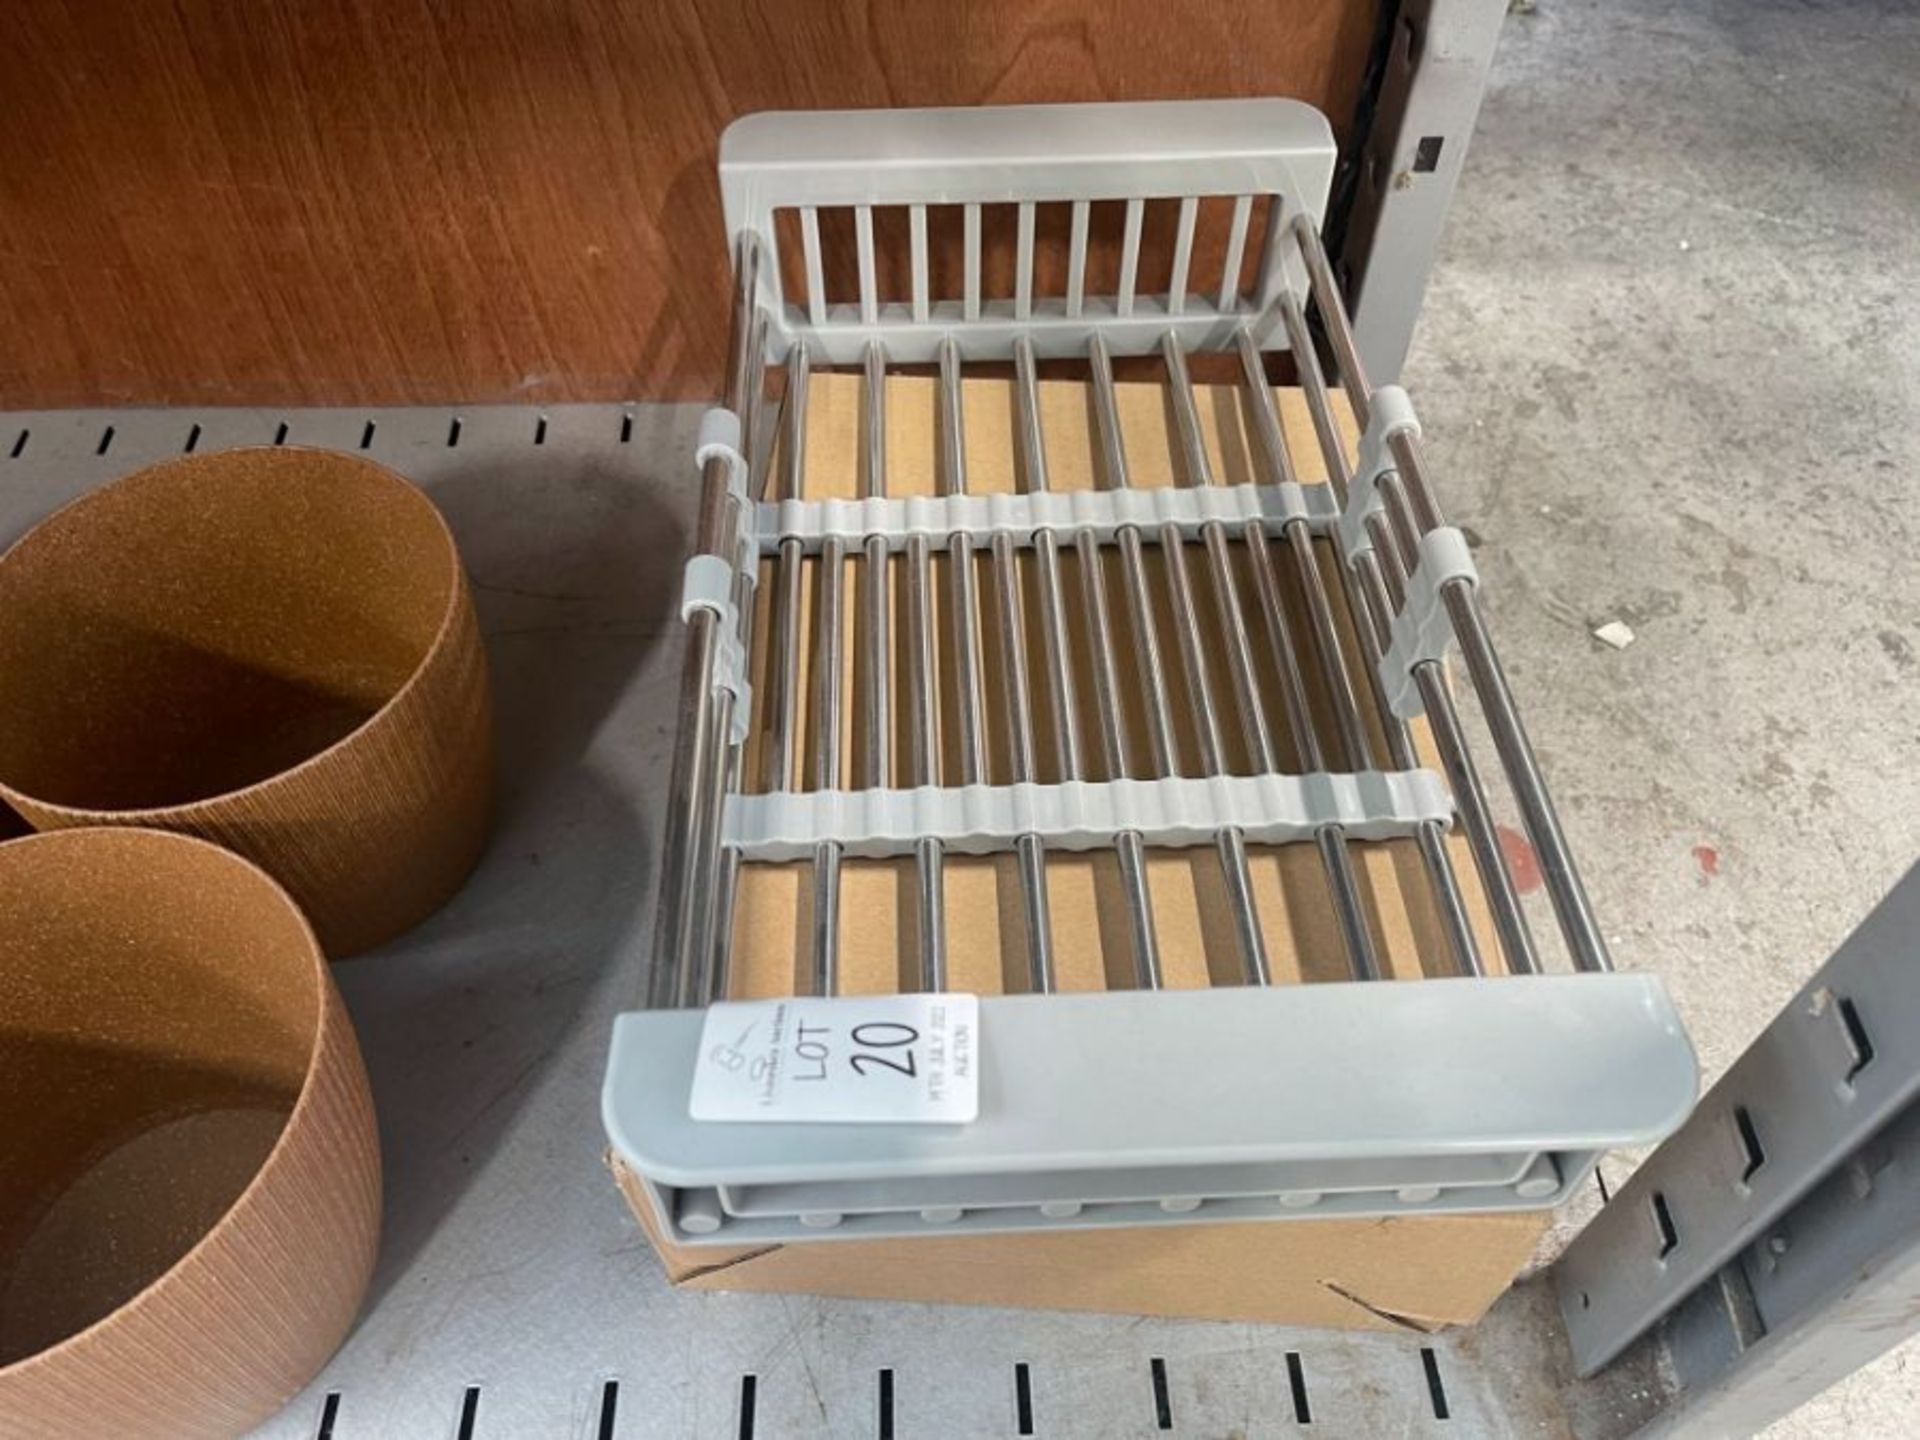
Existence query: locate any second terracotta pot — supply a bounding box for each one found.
[0,446,492,955]
[0,828,380,1438]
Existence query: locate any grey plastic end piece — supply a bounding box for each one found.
[604,976,1698,1246]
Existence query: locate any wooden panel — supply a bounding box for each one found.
[0,0,1379,408]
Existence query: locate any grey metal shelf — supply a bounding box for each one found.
[0,403,1633,1438]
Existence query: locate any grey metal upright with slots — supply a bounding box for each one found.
[1554,862,1920,1438]
[1335,0,1511,385]
[604,97,1698,1246]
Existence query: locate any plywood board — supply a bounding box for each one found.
[0,0,1381,407]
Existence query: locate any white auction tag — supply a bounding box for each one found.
[689,993,979,1124]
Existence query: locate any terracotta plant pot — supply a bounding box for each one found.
[0,446,491,955]
[0,828,380,1439]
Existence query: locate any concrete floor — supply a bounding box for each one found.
[1407,0,1920,1431]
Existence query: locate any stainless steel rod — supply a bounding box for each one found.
[1158,521,1275,985]
[862,342,891,792]
[768,538,804,791]
[1340,529,1485,977]
[1013,341,1085,784]
[1370,511,1536,972]
[904,531,947,990]
[765,345,812,796]
[1284,525,1372,770]
[709,846,742,1003]
[1015,337,1160,988]
[1012,834,1052,992]
[809,521,845,950]
[990,536,1039,786]
[1281,290,1357,503]
[1073,527,1165,990]
[1291,212,1371,408]
[810,517,846,997]
[688,234,765,567]
[1115,528,1178,772]
[741,309,771,495]
[1162,340,1277,771]
[1276,528,1381,983]
[1091,334,1270,986]
[1414,816,1482,976]
[1293,216,1610,973]
[651,233,761,1009]
[680,684,737,1008]
[1157,514,1229,774]
[705,306,774,1004]
[1277,293,1536,975]
[1074,531,1135,784]
[1236,435,1386,982]
[904,347,951,991]
[1176,333,1379,981]
[1445,586,1610,966]
[1032,542,1082,783]
[1264,312,1484,981]
[773,343,840,996]
[1087,336,1178,773]
[992,533,1055,992]
[651,613,719,1009]
[1059,337,1165,988]
[943,338,1054,987]
[939,341,987,782]
[912,835,946,989]
[1243,517,1323,769]
[1090,337,1175,779]
[1315,825,1375,968]
[1412,641,1535,972]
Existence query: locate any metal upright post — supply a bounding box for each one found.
[1557,864,1920,1426]
[1333,0,1508,385]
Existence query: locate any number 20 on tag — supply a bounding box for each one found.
[689,993,979,1124]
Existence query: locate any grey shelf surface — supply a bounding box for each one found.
[0,403,1641,1438]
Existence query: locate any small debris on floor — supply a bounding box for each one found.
[1496,824,1545,895]
[1593,620,1636,650]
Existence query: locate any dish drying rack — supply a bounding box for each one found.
[603,98,1696,1245]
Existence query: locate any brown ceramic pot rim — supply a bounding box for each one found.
[0,444,468,824]
[0,827,340,1380]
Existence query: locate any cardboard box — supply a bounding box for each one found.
[614,370,1545,1330]
[613,1155,1543,1332]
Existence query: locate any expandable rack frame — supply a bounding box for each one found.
[604,99,1696,1244]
